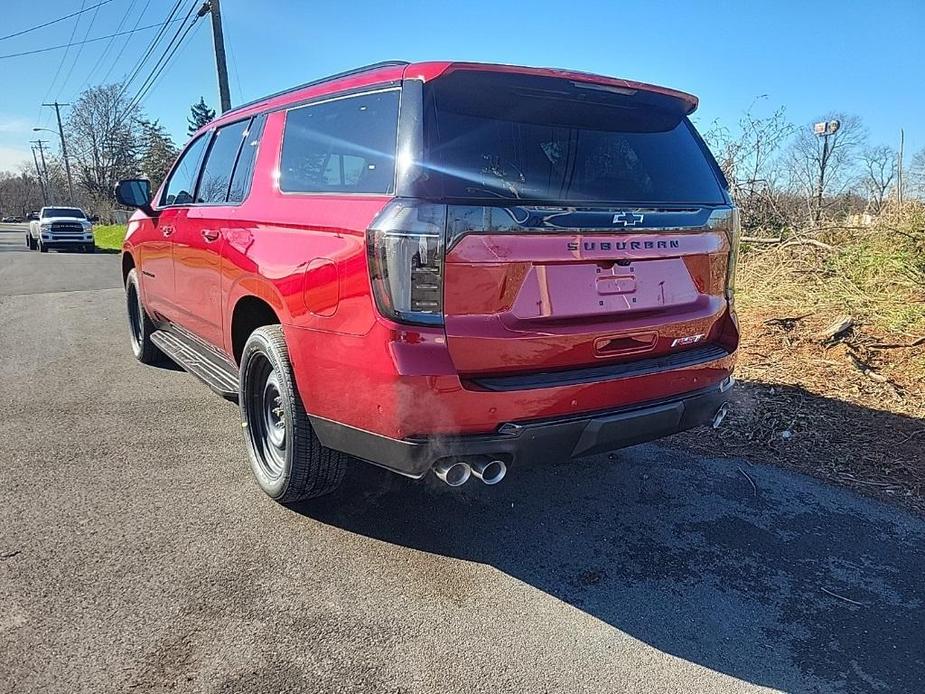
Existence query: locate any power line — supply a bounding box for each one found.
[120,4,205,120]
[0,19,184,60]
[57,0,105,97]
[120,1,200,108]
[0,0,114,42]
[39,0,87,126]
[97,0,152,85]
[130,17,206,116]
[79,0,143,90]
[112,0,184,98]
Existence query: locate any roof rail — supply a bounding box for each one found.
[219,60,410,119]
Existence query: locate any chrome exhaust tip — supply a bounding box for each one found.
[471,458,507,485]
[433,459,471,487]
[712,403,730,429]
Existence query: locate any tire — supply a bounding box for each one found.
[239,325,347,503]
[85,244,96,253]
[125,268,162,364]
[39,240,48,253]
[25,234,32,250]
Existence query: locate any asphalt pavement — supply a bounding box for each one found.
[0,224,922,693]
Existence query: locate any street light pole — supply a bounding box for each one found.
[812,120,840,224]
[42,101,75,202]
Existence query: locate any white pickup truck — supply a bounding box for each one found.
[27,206,95,253]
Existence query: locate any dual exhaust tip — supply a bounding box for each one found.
[433,457,507,487]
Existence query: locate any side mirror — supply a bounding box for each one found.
[114,178,156,217]
[89,215,100,223]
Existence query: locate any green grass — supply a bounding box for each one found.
[93,224,127,251]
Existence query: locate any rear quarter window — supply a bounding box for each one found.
[279,90,400,194]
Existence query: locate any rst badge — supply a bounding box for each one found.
[671,333,705,347]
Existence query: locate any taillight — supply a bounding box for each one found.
[367,200,447,326]
[708,207,741,301]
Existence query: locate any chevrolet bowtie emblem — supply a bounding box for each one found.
[613,212,644,226]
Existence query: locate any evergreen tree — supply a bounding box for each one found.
[187,97,216,135]
[139,120,179,193]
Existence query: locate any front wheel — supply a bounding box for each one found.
[239,325,347,503]
[125,268,162,364]
[38,240,48,253]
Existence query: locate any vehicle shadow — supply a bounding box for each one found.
[293,385,925,692]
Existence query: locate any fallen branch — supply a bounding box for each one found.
[778,239,836,252]
[737,466,758,498]
[868,337,925,350]
[742,235,783,244]
[847,352,888,383]
[764,313,813,331]
[820,587,865,607]
[820,316,854,344]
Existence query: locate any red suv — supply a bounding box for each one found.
[116,61,739,503]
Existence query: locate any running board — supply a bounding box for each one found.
[150,329,239,400]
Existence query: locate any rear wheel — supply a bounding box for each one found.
[38,240,47,253]
[125,268,162,364]
[239,325,347,503]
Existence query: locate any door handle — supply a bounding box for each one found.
[201,229,221,242]
[161,225,174,238]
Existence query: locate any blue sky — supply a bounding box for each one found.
[1,0,922,172]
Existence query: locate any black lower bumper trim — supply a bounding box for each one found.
[310,379,734,479]
[466,344,730,391]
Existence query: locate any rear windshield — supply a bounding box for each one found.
[42,207,85,218]
[419,71,725,205]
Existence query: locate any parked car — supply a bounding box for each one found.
[27,206,95,253]
[115,60,740,504]
[2,216,16,223]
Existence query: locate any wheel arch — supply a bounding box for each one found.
[230,294,283,365]
[121,251,136,285]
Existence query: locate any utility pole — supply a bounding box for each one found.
[30,146,48,206]
[42,101,75,202]
[30,139,51,202]
[206,0,231,113]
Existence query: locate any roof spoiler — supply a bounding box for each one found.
[431,62,699,115]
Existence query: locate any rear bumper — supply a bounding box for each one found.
[310,376,734,478]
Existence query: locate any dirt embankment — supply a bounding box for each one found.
[678,219,925,512]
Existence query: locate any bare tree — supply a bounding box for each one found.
[65,84,144,201]
[785,113,867,223]
[703,100,795,233]
[861,145,897,214]
[0,170,43,217]
[909,148,925,200]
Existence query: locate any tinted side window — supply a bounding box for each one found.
[228,114,266,203]
[161,135,208,206]
[197,119,250,203]
[279,90,400,194]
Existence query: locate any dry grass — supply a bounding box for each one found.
[678,215,925,512]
